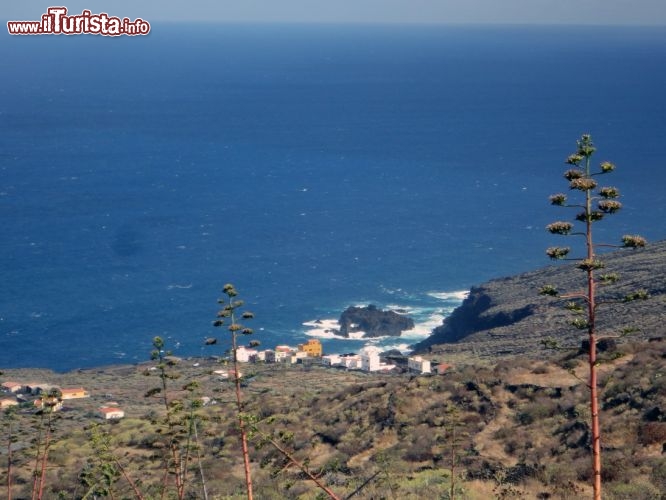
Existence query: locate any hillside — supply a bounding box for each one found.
[1,243,665,498]
[1,339,665,499]
[414,240,666,358]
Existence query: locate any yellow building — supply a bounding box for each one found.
[298,339,322,357]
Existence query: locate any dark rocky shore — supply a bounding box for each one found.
[414,240,666,358]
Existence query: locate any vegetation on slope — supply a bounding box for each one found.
[2,338,665,499]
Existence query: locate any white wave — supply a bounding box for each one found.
[303,318,342,339]
[427,290,469,301]
[303,319,338,329]
[384,304,420,315]
[378,342,413,354]
[167,283,193,290]
[400,312,446,339]
[303,319,375,341]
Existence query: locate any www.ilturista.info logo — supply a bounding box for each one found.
[7,7,151,36]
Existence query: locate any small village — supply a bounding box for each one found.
[234,338,449,375]
[1,339,450,421]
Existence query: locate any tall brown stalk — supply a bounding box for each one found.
[36,412,52,500]
[542,134,647,500]
[4,409,15,500]
[32,389,60,500]
[149,336,189,500]
[213,283,255,500]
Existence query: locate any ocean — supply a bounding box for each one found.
[1,24,665,371]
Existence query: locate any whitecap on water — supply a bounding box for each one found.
[303,319,341,339]
[400,312,446,339]
[427,290,469,301]
[303,319,372,341]
[379,342,412,354]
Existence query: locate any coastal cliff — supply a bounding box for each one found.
[414,240,666,357]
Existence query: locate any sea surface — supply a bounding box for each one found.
[1,24,665,371]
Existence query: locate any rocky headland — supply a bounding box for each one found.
[414,240,666,358]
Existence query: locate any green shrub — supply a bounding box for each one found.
[606,480,661,500]
[602,451,635,483]
[650,457,666,491]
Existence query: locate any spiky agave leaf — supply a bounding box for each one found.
[571,317,589,330]
[565,301,585,313]
[622,234,647,248]
[539,284,559,296]
[598,273,619,284]
[577,259,605,271]
[598,200,622,214]
[546,221,573,235]
[598,186,620,198]
[546,246,570,260]
[576,210,604,222]
[564,168,584,181]
[599,161,615,173]
[566,154,584,166]
[549,193,567,206]
[576,134,596,157]
[570,177,597,191]
[624,289,650,302]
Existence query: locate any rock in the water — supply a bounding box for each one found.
[337,304,414,338]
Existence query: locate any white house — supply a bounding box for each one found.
[235,346,258,363]
[274,345,294,362]
[286,351,308,364]
[322,354,341,366]
[408,356,431,374]
[360,346,382,372]
[340,355,361,369]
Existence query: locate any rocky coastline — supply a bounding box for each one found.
[414,240,666,358]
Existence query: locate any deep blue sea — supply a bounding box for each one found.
[1,24,665,371]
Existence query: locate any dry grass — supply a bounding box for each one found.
[1,339,665,498]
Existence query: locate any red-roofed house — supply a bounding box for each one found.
[1,381,23,393]
[436,363,452,375]
[99,407,125,420]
